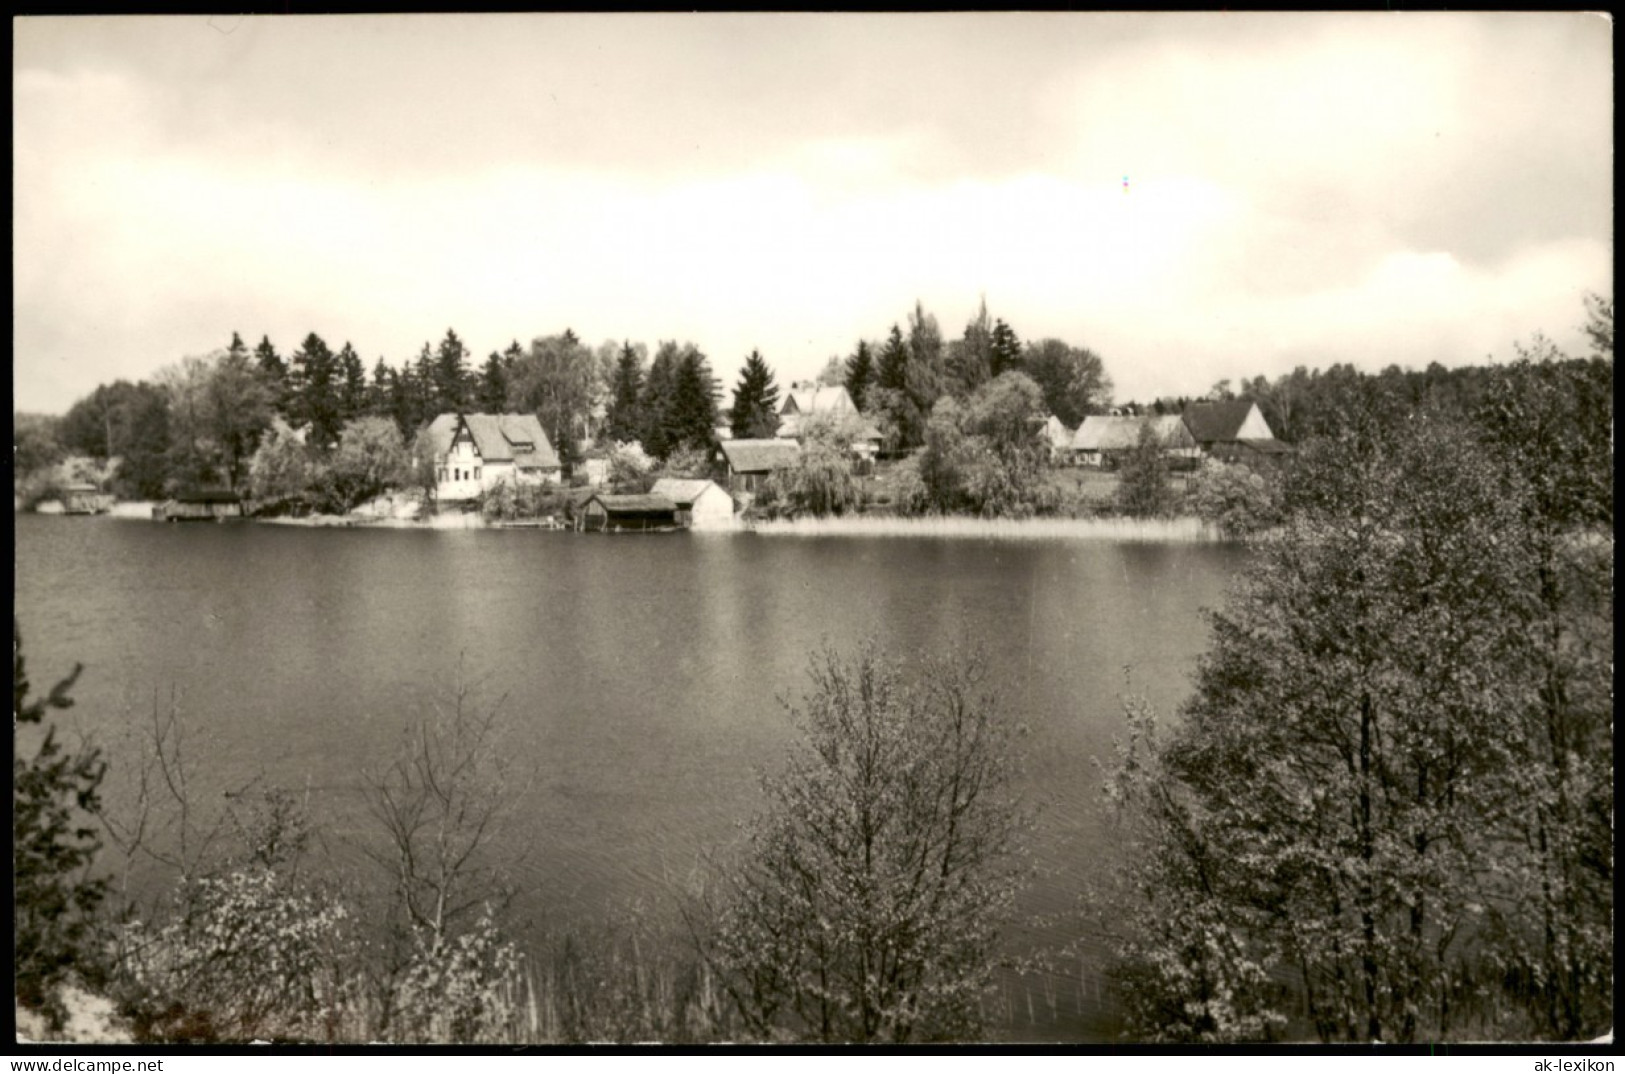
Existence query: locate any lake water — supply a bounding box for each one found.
[13,514,1247,1041]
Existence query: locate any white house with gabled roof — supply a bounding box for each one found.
[421,412,562,502]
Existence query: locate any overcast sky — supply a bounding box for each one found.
[13,13,1613,416]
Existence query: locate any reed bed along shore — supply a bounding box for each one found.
[748,514,1228,542]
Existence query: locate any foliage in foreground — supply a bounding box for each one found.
[1097,401,1613,1042]
[14,622,108,1028]
[702,643,1029,1042]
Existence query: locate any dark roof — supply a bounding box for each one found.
[587,494,678,515]
[1233,438,1294,454]
[719,438,800,473]
[1181,400,1259,443]
[421,413,561,470]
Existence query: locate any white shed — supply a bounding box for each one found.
[649,478,736,530]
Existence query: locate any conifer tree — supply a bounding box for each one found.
[368,358,394,417]
[478,351,509,412]
[433,329,472,413]
[844,340,875,413]
[289,332,342,449]
[640,344,680,459]
[989,318,1022,379]
[255,335,289,416]
[730,349,782,439]
[877,324,909,394]
[605,342,646,444]
[670,346,721,454]
[337,342,368,423]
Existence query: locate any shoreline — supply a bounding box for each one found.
[746,514,1228,541]
[23,502,1235,542]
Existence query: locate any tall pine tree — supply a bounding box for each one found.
[478,351,509,412]
[337,342,368,423]
[432,329,472,412]
[254,335,289,417]
[670,346,721,454]
[844,340,875,413]
[640,344,680,459]
[605,342,646,444]
[877,325,909,394]
[289,332,342,449]
[730,349,781,439]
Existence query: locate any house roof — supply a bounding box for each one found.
[422,413,561,470]
[649,478,729,507]
[781,384,856,417]
[1072,415,1195,452]
[1181,400,1260,443]
[587,493,678,515]
[719,438,801,473]
[1232,437,1294,455]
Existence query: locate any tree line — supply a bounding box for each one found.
[17,296,1117,506]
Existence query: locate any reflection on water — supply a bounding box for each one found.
[14,515,1247,1041]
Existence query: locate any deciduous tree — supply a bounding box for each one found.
[704,643,1027,1042]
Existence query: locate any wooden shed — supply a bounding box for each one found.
[156,489,244,522]
[578,493,679,533]
[718,438,800,494]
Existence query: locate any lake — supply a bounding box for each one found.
[13,514,1248,1041]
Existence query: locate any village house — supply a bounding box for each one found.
[718,438,801,494]
[1070,414,1200,469]
[1180,400,1292,465]
[649,477,735,529]
[775,382,884,464]
[421,413,561,502]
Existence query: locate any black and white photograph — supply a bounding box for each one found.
[12,13,1613,1049]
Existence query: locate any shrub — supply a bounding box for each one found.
[115,867,355,1043]
[1185,458,1280,536]
[385,914,523,1044]
[14,622,108,1028]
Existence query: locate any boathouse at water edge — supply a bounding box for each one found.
[578,493,680,533]
[649,478,735,529]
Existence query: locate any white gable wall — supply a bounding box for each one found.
[1235,404,1275,440]
[689,484,736,528]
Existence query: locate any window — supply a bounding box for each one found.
[475,467,481,480]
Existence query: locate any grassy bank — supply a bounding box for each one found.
[749,514,1226,542]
